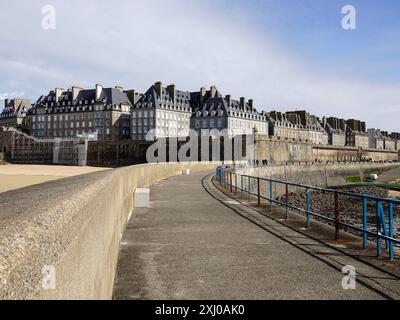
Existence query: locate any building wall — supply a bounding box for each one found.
[27,110,130,141]
[132,108,191,140]
[331,133,346,146]
[353,134,369,148]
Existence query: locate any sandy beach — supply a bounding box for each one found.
[0,165,110,194]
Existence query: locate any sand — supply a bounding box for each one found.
[0,165,110,194]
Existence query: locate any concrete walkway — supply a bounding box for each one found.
[113,172,394,300]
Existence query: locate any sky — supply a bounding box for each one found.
[0,0,399,131]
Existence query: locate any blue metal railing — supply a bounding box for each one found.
[215,167,400,261]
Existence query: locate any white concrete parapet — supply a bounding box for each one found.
[134,188,150,208]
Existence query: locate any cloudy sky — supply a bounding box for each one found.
[0,0,399,131]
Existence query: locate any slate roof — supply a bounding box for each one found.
[193,96,265,120]
[30,86,132,114]
[134,85,191,110]
[0,99,31,119]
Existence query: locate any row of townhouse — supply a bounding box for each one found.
[0,82,399,150]
[131,82,269,140]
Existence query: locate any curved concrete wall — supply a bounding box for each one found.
[0,162,218,300]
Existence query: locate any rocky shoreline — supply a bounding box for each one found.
[278,185,400,239]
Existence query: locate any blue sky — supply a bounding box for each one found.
[0,0,399,131]
[220,0,400,82]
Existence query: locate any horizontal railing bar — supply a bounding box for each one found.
[234,173,400,204]
[218,169,400,248]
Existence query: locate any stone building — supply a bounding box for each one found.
[368,128,384,149]
[131,82,192,140]
[265,111,306,140]
[190,87,268,136]
[382,131,396,150]
[0,98,31,130]
[27,85,132,141]
[285,110,329,145]
[321,117,346,146]
[346,119,369,148]
[390,132,400,150]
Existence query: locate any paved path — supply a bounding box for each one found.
[377,166,400,184]
[113,172,394,300]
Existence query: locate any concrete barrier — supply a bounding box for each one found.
[0,162,218,300]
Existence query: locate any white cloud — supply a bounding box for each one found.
[0,0,398,131]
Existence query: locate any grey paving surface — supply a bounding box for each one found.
[377,166,400,184]
[113,172,389,300]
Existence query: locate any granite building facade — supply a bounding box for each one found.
[0,98,31,130]
[190,87,268,136]
[345,119,369,148]
[27,85,132,141]
[131,82,192,140]
[321,117,347,146]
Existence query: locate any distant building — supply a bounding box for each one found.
[0,98,31,130]
[368,128,384,149]
[382,131,396,150]
[131,82,192,140]
[321,117,347,146]
[265,111,306,140]
[390,132,400,150]
[346,119,368,148]
[191,87,268,136]
[285,110,329,145]
[27,85,132,140]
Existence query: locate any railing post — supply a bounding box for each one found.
[363,195,368,249]
[285,182,289,219]
[235,174,238,194]
[257,177,261,207]
[224,171,227,189]
[248,176,251,202]
[241,175,244,198]
[376,200,382,257]
[230,172,233,193]
[389,201,394,261]
[335,191,340,240]
[306,188,310,227]
[269,180,273,211]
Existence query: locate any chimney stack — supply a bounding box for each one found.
[240,97,246,108]
[167,84,176,104]
[124,89,136,105]
[155,81,163,100]
[55,88,63,102]
[248,99,254,108]
[210,85,217,98]
[95,84,103,100]
[72,86,83,101]
[225,95,231,106]
[200,87,206,104]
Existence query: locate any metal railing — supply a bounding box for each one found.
[215,167,400,261]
